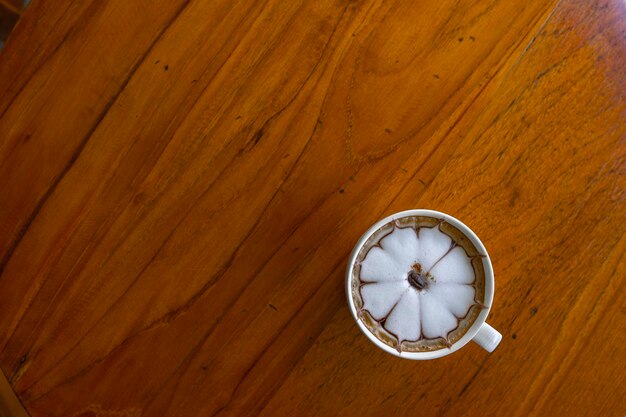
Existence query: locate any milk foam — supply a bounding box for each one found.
[359,224,477,344]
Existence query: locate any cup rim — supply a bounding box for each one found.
[345,209,494,360]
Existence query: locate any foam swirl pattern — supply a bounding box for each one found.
[359,225,477,346]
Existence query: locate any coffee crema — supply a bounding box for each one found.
[350,216,486,352]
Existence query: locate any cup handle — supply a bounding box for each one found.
[472,322,502,352]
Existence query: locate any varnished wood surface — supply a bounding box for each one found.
[0,369,28,417]
[0,0,624,415]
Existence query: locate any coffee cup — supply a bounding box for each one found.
[345,209,502,359]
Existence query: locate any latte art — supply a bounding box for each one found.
[350,216,486,352]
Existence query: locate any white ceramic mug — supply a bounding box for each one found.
[345,209,502,359]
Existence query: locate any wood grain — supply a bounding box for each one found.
[0,5,19,46]
[0,0,624,416]
[0,369,28,417]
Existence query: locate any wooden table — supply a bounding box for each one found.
[0,0,624,416]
